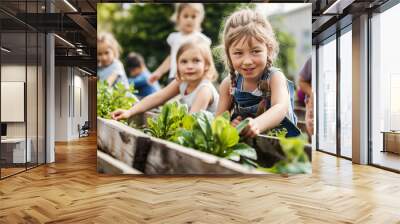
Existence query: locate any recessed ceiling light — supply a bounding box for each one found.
[322,0,354,15]
[1,47,11,53]
[54,34,75,48]
[63,0,78,12]
[78,67,92,76]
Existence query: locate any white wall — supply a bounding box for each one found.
[1,65,31,138]
[55,66,69,141]
[1,63,46,164]
[54,67,89,141]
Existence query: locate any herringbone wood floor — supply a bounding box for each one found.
[1,135,400,224]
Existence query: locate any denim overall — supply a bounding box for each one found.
[231,67,301,137]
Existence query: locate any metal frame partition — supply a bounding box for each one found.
[367,0,400,173]
[315,0,400,173]
[314,15,353,161]
[0,0,47,180]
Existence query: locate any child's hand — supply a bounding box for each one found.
[111,109,131,121]
[148,73,160,84]
[231,116,242,127]
[240,118,260,138]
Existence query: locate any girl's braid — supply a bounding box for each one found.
[229,65,237,112]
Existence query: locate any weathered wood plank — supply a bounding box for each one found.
[97,117,148,167]
[97,150,142,174]
[146,137,264,174]
[98,112,312,174]
[97,117,265,174]
[252,135,312,167]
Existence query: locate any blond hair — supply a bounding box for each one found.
[176,38,218,82]
[171,3,205,32]
[97,32,121,59]
[222,9,279,79]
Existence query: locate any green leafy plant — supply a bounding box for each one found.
[97,80,136,120]
[266,128,288,138]
[145,101,188,141]
[173,111,257,165]
[258,134,311,174]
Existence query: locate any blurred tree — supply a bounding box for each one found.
[274,28,297,81]
[98,3,297,84]
[98,3,247,84]
[270,16,297,82]
[98,3,123,32]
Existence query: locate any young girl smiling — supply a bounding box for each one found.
[111,39,219,121]
[216,9,300,138]
[148,3,211,84]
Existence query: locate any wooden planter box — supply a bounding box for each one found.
[97,113,312,175]
[98,117,263,174]
[97,150,142,175]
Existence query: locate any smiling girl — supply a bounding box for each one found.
[148,3,211,84]
[216,9,300,138]
[111,39,219,121]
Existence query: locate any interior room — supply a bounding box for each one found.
[0,0,399,223]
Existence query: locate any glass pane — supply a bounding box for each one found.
[38,32,45,165]
[1,7,27,177]
[340,29,352,158]
[318,37,337,154]
[27,31,38,169]
[371,4,400,171]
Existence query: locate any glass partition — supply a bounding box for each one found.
[0,0,46,179]
[339,28,352,158]
[0,2,28,177]
[317,36,337,155]
[371,3,400,171]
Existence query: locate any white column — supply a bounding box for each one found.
[352,14,369,164]
[311,45,317,151]
[46,32,55,163]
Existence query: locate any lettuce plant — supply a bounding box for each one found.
[97,80,136,120]
[145,101,188,141]
[266,128,288,138]
[173,111,257,165]
[258,134,311,174]
[142,102,311,173]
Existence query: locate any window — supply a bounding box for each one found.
[339,28,352,158]
[317,36,337,154]
[370,3,400,171]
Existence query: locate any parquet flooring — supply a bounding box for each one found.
[1,135,400,223]
[1,167,26,178]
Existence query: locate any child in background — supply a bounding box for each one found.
[148,3,211,84]
[97,32,129,89]
[126,52,160,98]
[298,57,313,140]
[111,39,219,121]
[216,9,300,138]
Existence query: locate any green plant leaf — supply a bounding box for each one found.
[221,111,231,121]
[182,115,195,130]
[225,151,240,161]
[146,101,188,140]
[220,125,239,148]
[236,118,250,134]
[231,143,257,160]
[97,80,136,120]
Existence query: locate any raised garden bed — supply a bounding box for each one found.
[97,112,312,175]
[98,117,263,174]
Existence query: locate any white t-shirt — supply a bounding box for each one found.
[167,31,211,79]
[179,79,219,114]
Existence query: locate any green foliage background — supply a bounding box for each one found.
[98,3,297,83]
